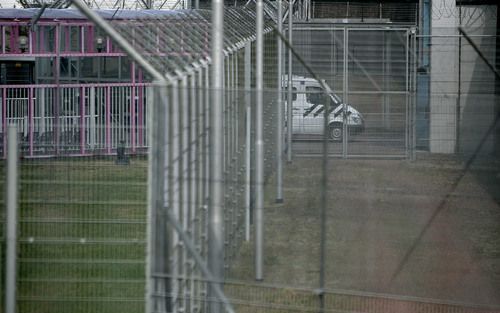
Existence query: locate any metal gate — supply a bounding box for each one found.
[290,24,414,158]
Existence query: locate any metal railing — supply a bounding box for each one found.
[0,83,151,157]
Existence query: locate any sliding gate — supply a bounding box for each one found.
[291,24,415,158]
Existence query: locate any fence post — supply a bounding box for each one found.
[5,125,18,313]
[209,0,225,309]
[287,0,293,162]
[276,0,284,203]
[255,0,264,281]
[244,42,251,242]
[145,82,169,313]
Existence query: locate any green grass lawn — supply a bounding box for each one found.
[1,155,499,313]
[0,157,148,313]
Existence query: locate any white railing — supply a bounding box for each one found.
[0,83,151,157]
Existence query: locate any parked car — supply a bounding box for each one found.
[284,76,364,141]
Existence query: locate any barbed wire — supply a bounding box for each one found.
[431,0,498,25]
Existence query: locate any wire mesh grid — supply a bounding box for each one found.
[288,24,415,158]
[1,1,500,313]
[147,28,279,312]
[10,155,147,313]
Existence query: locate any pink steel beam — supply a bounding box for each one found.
[0,83,151,89]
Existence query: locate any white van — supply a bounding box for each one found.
[285,76,364,141]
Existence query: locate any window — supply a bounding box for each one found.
[306,86,323,104]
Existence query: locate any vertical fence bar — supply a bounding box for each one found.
[203,66,210,313]
[196,65,204,313]
[131,62,136,153]
[40,89,45,143]
[209,0,225,309]
[343,28,348,158]
[2,88,5,159]
[131,88,136,152]
[55,23,60,154]
[405,30,410,159]
[411,30,417,161]
[255,0,264,281]
[80,86,86,154]
[106,86,111,154]
[89,87,95,150]
[139,69,144,147]
[189,69,198,312]
[5,125,18,313]
[276,0,284,203]
[287,0,293,162]
[28,87,34,156]
[181,74,190,312]
[171,80,181,313]
[146,81,169,313]
[244,42,251,242]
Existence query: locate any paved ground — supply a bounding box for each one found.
[229,154,500,308]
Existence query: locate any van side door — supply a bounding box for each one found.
[304,86,325,135]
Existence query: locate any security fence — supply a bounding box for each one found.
[1,1,500,313]
[288,23,416,158]
[146,27,280,313]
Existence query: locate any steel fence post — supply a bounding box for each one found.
[181,74,190,312]
[342,28,348,158]
[276,0,284,203]
[255,0,264,281]
[209,0,225,310]
[244,42,251,242]
[5,125,18,313]
[145,81,170,313]
[171,79,181,313]
[287,0,293,163]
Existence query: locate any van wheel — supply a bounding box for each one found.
[329,123,343,141]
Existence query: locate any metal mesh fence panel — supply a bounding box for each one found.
[1,1,500,313]
[15,155,148,313]
[289,25,413,158]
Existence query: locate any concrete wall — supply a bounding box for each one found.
[429,0,497,154]
[458,6,497,157]
[430,0,458,153]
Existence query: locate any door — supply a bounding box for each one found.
[303,86,325,135]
